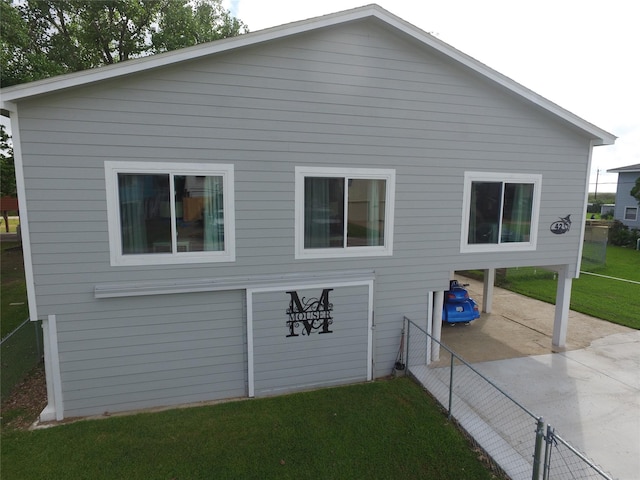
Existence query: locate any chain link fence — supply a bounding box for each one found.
[543,426,614,480]
[404,317,614,480]
[582,224,608,268]
[1,318,43,403]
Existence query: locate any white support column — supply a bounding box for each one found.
[39,315,64,422]
[482,268,495,313]
[246,290,255,398]
[432,290,444,361]
[553,266,572,349]
[426,291,433,365]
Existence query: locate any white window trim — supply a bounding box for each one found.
[624,206,638,221]
[295,166,395,259]
[460,171,542,253]
[105,161,235,266]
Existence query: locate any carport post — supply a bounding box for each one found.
[552,266,572,348]
[432,291,444,361]
[482,268,495,313]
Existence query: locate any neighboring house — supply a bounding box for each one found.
[0,5,615,421]
[607,163,640,228]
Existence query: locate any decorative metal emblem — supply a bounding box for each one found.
[550,214,572,234]
[286,289,334,337]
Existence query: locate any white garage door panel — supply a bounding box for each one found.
[250,283,371,396]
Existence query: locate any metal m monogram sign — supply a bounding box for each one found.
[286,288,334,337]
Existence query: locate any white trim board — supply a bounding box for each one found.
[104,161,236,266]
[294,166,396,260]
[3,104,38,321]
[95,270,376,298]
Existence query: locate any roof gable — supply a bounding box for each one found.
[0,4,615,146]
[608,163,640,173]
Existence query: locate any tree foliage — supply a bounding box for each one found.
[152,0,246,51]
[0,0,249,88]
[0,124,16,198]
[631,176,640,206]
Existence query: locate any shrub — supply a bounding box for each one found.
[608,220,640,247]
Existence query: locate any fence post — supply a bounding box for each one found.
[532,417,545,480]
[405,319,410,370]
[542,424,554,480]
[448,353,454,420]
[34,320,41,358]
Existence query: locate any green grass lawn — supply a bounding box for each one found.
[1,378,497,480]
[1,241,29,337]
[0,215,20,234]
[496,246,640,329]
[1,240,635,479]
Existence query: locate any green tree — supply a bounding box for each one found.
[0,0,248,205]
[631,177,640,206]
[152,0,246,51]
[0,0,64,86]
[0,124,15,198]
[0,0,249,88]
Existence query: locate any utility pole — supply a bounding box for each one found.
[594,169,600,200]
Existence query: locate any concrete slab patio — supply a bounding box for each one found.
[438,278,640,480]
[440,277,633,362]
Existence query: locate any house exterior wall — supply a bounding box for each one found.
[15,19,595,417]
[62,290,246,417]
[613,172,640,228]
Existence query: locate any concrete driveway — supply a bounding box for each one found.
[440,278,640,480]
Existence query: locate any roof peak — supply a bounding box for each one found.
[0,4,615,145]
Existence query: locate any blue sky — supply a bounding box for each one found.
[225,0,640,193]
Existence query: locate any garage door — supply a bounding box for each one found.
[248,281,373,397]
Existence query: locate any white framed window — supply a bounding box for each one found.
[461,172,541,253]
[105,161,235,266]
[624,206,638,221]
[295,166,395,259]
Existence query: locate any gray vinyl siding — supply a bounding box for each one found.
[16,19,595,415]
[59,290,246,417]
[251,285,369,396]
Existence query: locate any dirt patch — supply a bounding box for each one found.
[1,362,47,430]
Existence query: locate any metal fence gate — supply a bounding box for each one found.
[542,426,614,480]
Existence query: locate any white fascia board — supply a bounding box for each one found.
[374,10,617,146]
[607,163,640,173]
[0,4,616,145]
[0,5,381,105]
